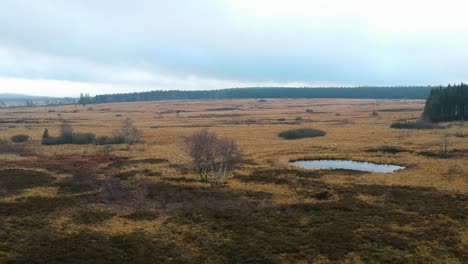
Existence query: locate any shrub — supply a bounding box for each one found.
[0,140,33,155]
[185,129,243,184]
[390,119,441,129]
[305,109,314,113]
[279,128,326,139]
[42,121,100,145]
[11,134,30,143]
[295,116,303,121]
[114,118,141,145]
[95,136,126,145]
[72,133,96,145]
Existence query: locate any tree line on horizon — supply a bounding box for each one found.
[78,86,433,104]
[423,83,468,122]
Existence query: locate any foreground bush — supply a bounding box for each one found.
[279,128,326,139]
[390,120,441,129]
[185,129,243,184]
[10,134,30,143]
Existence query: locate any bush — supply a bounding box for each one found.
[0,140,33,155]
[305,109,314,113]
[95,136,126,145]
[279,128,326,139]
[114,118,141,145]
[390,120,441,129]
[185,129,243,184]
[72,133,96,145]
[11,134,30,143]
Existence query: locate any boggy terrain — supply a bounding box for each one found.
[0,99,467,263]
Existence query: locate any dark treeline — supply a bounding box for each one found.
[79,86,433,104]
[424,83,468,122]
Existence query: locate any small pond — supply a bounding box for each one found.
[292,159,405,173]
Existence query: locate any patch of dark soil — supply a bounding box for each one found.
[34,155,128,175]
[0,196,77,217]
[314,190,334,200]
[73,210,115,225]
[124,210,160,221]
[377,108,422,112]
[205,107,239,111]
[8,230,190,264]
[418,151,455,159]
[189,113,245,118]
[0,169,55,195]
[113,169,162,180]
[106,158,168,169]
[0,119,45,124]
[366,146,409,154]
[161,177,199,183]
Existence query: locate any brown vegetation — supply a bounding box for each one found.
[0,98,466,263]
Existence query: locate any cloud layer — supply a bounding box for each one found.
[1,0,468,96]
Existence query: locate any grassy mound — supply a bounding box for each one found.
[390,120,441,129]
[279,128,326,139]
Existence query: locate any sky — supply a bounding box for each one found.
[0,0,467,97]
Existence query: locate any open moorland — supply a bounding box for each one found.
[0,99,467,263]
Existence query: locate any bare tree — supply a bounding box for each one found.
[213,137,243,184]
[114,118,142,145]
[185,129,218,182]
[185,129,243,185]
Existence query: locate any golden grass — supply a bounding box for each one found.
[0,98,467,263]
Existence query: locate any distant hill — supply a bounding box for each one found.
[0,93,55,101]
[79,86,433,104]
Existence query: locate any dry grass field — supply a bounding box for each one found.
[0,99,467,263]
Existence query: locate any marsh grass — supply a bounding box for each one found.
[0,98,466,263]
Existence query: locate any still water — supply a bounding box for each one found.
[292,159,405,173]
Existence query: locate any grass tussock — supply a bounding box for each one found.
[390,119,441,129]
[10,134,30,143]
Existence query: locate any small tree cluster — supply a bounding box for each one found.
[42,119,141,145]
[185,129,243,185]
[42,121,96,145]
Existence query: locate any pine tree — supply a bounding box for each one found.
[42,128,49,139]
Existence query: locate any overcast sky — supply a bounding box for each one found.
[1,0,467,97]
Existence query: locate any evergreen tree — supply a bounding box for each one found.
[424,83,468,122]
[42,128,49,139]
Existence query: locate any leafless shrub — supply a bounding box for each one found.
[185,129,243,185]
[114,118,142,145]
